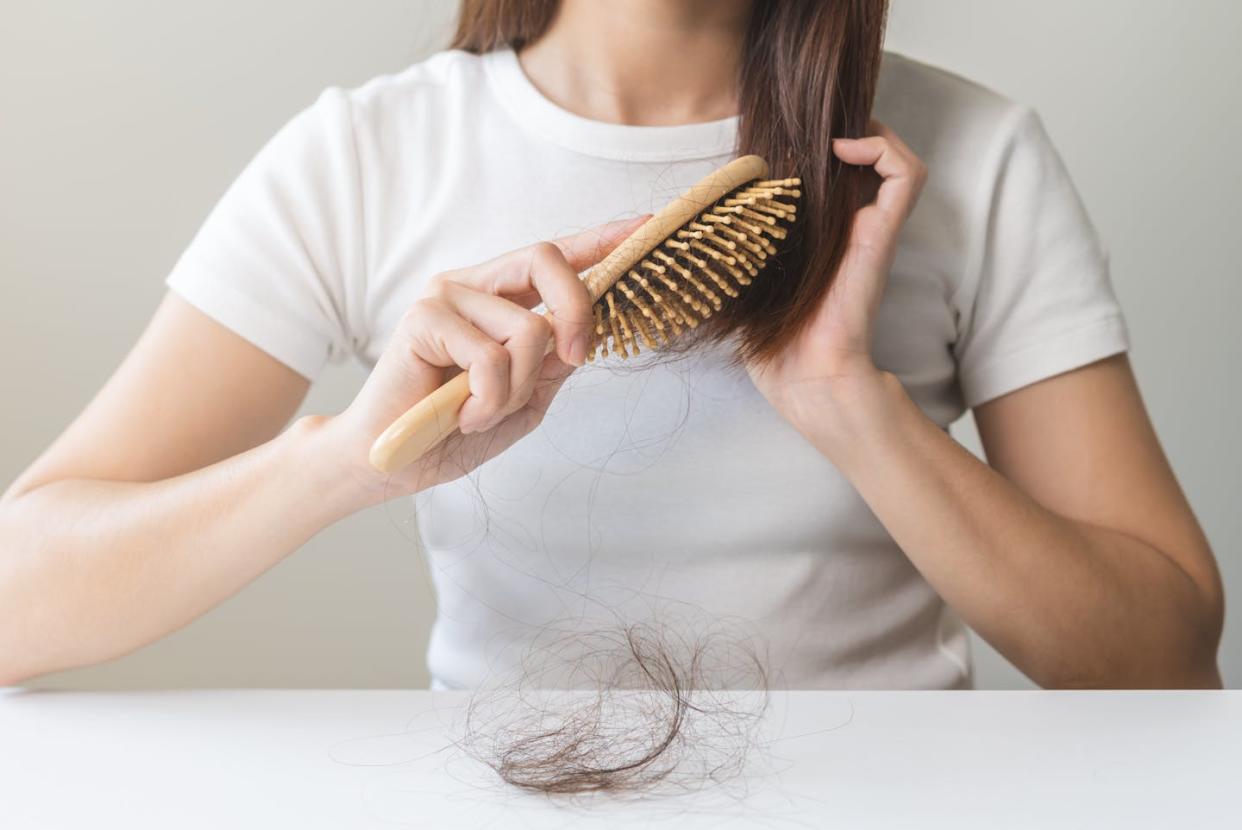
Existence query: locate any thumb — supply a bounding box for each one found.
[550,215,651,272]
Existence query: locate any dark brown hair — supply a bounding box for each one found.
[452,0,890,362]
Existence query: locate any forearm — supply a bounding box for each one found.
[795,371,1220,688]
[0,415,370,684]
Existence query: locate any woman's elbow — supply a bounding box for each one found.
[1035,598,1224,690]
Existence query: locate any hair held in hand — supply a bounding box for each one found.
[454,0,889,366]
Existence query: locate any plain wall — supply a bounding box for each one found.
[2,1,1238,690]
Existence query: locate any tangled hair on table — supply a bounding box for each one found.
[461,621,771,795]
[441,0,890,795]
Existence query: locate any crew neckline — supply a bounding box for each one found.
[481,47,739,162]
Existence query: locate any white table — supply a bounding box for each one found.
[2,689,1237,829]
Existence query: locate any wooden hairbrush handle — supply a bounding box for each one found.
[368,155,771,474]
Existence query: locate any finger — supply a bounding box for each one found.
[433,218,646,366]
[458,242,596,366]
[832,132,925,220]
[548,215,650,271]
[437,215,648,301]
[482,351,576,446]
[437,282,555,426]
[408,301,511,433]
[522,242,595,366]
[868,120,926,186]
[524,352,577,415]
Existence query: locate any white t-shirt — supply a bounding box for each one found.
[166,48,1129,690]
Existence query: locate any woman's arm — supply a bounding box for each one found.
[0,220,637,685]
[750,124,1223,688]
[799,357,1222,688]
[0,295,323,683]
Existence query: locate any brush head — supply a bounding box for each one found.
[586,176,802,361]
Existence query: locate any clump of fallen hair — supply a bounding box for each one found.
[462,622,769,796]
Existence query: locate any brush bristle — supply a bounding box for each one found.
[586,178,801,361]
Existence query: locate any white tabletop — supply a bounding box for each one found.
[1,688,1237,829]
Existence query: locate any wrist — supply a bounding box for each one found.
[784,368,912,472]
[286,414,389,516]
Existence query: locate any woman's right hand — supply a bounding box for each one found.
[324,216,645,504]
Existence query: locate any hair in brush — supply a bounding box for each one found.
[449,0,892,796]
[454,0,890,364]
[367,155,797,473]
[585,172,802,363]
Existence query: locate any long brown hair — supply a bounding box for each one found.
[452,0,890,363]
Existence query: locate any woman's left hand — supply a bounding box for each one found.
[747,120,926,434]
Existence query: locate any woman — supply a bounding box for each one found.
[0,0,1223,690]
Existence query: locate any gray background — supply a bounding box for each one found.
[2,1,1238,690]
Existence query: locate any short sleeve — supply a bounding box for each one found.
[952,106,1129,408]
[165,87,365,380]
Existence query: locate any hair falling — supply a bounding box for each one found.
[449,0,891,795]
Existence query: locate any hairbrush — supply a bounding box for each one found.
[368,154,801,473]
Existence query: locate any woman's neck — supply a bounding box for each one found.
[518,0,752,127]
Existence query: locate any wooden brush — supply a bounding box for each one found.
[369,154,801,473]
